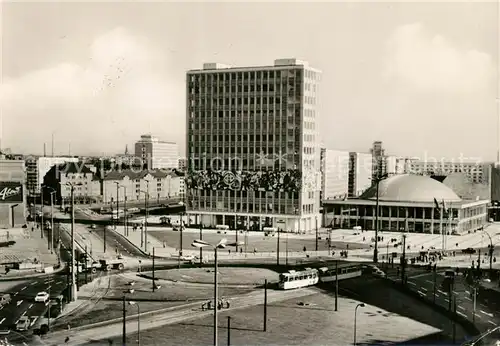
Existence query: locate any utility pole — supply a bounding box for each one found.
[433,269,437,304]
[41,188,44,239]
[180,212,183,258]
[227,316,231,346]
[70,185,77,301]
[116,182,119,231]
[277,228,280,266]
[285,231,289,267]
[144,180,149,253]
[263,279,268,332]
[373,177,381,263]
[84,245,88,284]
[401,234,407,284]
[124,187,128,237]
[152,247,156,292]
[50,192,54,253]
[472,287,477,325]
[122,295,127,346]
[200,225,203,267]
[335,260,339,311]
[453,295,457,344]
[315,217,318,252]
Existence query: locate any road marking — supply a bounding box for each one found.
[21,286,27,291]
[13,292,18,296]
[418,290,426,296]
[458,311,467,318]
[465,290,470,295]
[408,281,416,286]
[444,298,449,303]
[420,287,427,291]
[438,290,446,295]
[458,305,466,311]
[16,300,23,306]
[29,282,37,286]
[480,310,494,317]
[465,297,472,301]
[489,321,497,326]
[28,304,33,309]
[0,318,5,325]
[425,280,433,284]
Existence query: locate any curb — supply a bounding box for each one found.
[136,273,265,288]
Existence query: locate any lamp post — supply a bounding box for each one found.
[129,301,141,346]
[114,181,120,231]
[61,182,81,302]
[116,184,128,236]
[139,189,149,252]
[40,187,44,239]
[480,229,494,271]
[373,173,388,264]
[49,191,55,254]
[191,238,245,346]
[354,303,365,346]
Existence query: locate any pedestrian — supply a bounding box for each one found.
[65,336,70,343]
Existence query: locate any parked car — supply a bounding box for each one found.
[34,292,49,303]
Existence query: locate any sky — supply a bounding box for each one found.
[1,1,498,161]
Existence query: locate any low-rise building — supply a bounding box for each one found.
[43,162,101,205]
[26,156,79,197]
[101,169,184,204]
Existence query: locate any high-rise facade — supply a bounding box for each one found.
[134,134,179,170]
[348,152,373,197]
[321,149,350,200]
[185,59,321,232]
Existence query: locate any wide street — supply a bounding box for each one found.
[403,268,500,332]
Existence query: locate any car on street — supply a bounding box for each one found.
[15,316,30,331]
[0,294,11,307]
[190,257,208,265]
[181,255,196,261]
[34,292,49,303]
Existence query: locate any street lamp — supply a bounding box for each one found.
[115,183,128,236]
[129,301,141,346]
[373,173,388,264]
[354,303,365,346]
[42,185,57,254]
[60,181,82,302]
[191,238,244,346]
[139,189,149,252]
[480,229,494,271]
[114,182,120,233]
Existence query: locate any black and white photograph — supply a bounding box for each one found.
[0,1,499,345]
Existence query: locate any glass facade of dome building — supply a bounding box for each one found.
[323,175,488,235]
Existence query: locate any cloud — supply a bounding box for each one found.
[1,27,184,155]
[384,23,493,93]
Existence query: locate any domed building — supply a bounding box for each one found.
[323,174,488,234]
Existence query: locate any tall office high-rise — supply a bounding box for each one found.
[185,59,322,232]
[134,134,179,170]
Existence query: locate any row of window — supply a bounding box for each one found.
[189,200,300,215]
[188,69,303,83]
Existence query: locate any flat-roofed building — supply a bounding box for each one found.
[186,58,322,232]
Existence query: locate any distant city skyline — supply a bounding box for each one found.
[1,2,498,160]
